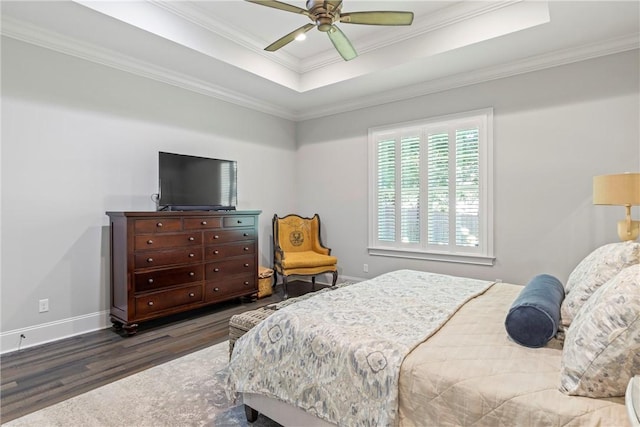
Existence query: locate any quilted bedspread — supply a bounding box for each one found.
[398,282,629,427]
[227,269,494,426]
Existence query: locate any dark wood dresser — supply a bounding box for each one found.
[106,210,261,334]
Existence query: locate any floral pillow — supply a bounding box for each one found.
[559,264,640,398]
[560,241,640,329]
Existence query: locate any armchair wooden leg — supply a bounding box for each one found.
[332,270,338,287]
[311,276,316,291]
[282,275,289,300]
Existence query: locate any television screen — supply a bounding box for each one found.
[158,152,237,211]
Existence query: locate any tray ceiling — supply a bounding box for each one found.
[2,1,639,120]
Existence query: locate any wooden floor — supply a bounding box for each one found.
[0,281,320,423]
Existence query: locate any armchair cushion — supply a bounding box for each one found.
[281,251,338,269]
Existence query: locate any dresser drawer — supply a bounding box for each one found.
[184,217,223,230]
[205,242,255,260]
[223,216,255,228]
[135,233,202,250]
[135,284,203,316]
[205,257,255,279]
[134,247,203,269]
[135,219,182,234]
[134,265,204,292]
[205,275,256,301]
[204,229,256,244]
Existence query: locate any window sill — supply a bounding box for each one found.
[368,247,495,266]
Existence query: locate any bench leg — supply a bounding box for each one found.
[245,405,259,423]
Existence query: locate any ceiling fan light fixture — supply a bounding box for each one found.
[317,17,334,32]
[295,33,307,41]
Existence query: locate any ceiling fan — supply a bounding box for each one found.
[245,0,414,61]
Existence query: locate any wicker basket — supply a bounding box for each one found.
[257,266,274,298]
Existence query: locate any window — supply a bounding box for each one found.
[368,108,494,265]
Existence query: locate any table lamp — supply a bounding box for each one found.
[593,173,640,241]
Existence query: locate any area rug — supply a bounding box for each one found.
[2,341,280,427]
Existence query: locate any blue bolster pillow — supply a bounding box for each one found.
[505,274,565,348]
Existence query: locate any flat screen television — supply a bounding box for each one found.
[158,152,237,211]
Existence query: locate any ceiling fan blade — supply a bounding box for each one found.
[327,25,357,61]
[245,0,310,17]
[265,23,315,52]
[340,11,414,26]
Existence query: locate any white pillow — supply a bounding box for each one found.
[559,264,640,398]
[561,241,640,329]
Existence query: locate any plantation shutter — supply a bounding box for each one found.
[369,108,493,263]
[427,131,449,245]
[455,127,480,247]
[400,135,420,243]
[377,138,396,242]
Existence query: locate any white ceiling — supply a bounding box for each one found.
[2,1,639,121]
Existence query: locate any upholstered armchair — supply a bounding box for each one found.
[272,213,338,299]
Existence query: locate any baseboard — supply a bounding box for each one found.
[0,310,111,355]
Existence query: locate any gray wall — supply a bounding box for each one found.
[296,50,640,285]
[1,38,297,349]
[1,34,638,351]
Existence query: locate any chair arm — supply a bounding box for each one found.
[311,240,331,256]
[274,246,285,261]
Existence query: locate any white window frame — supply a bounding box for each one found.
[368,108,495,266]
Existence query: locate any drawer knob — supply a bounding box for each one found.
[213,250,219,255]
[213,287,220,292]
[244,263,249,267]
[213,235,219,239]
[148,278,154,284]
[243,247,249,251]
[189,272,195,277]
[243,233,249,237]
[156,222,163,227]
[237,220,242,224]
[213,268,220,272]
[147,239,153,245]
[201,221,207,225]
[189,253,195,258]
[188,236,195,241]
[147,258,153,263]
[189,292,195,297]
[147,301,154,306]
[244,281,249,286]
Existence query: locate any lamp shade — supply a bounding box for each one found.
[593,173,640,206]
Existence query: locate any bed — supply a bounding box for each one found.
[227,243,639,426]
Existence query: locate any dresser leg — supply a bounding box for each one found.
[122,323,138,336]
[111,318,123,331]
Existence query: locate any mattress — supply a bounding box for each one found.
[398,283,628,427]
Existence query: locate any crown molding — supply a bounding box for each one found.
[150,0,304,73]
[1,15,297,120]
[295,33,640,121]
[2,14,637,122]
[299,0,522,73]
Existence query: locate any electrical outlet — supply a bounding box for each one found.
[39,299,49,313]
[363,264,369,273]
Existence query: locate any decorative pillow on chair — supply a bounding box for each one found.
[560,241,640,329]
[559,264,640,398]
[505,274,564,348]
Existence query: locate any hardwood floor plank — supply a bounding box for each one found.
[0,281,323,423]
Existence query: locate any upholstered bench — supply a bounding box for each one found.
[228,281,354,357]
